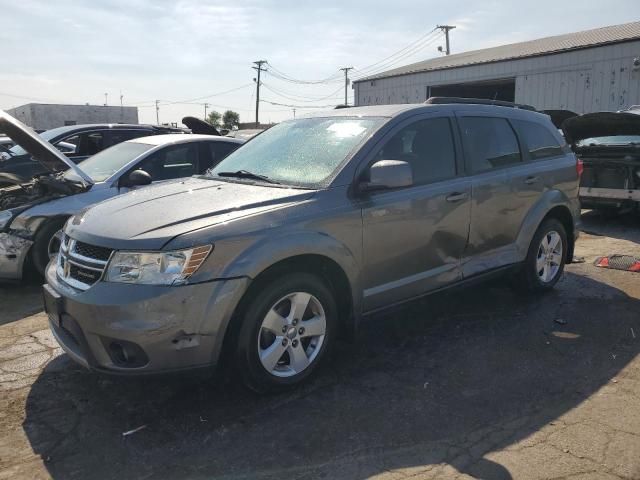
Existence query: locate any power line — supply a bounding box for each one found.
[352,30,442,80]
[265,63,343,85]
[260,99,338,109]
[261,83,343,103]
[127,84,254,107]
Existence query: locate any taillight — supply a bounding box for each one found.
[576,158,584,178]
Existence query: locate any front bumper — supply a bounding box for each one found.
[0,232,32,280]
[44,261,249,374]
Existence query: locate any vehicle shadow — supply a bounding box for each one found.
[23,271,639,479]
[0,276,44,326]
[580,209,640,244]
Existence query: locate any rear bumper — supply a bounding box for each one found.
[44,260,250,375]
[579,187,640,202]
[0,232,31,280]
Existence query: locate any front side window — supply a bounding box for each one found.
[513,120,563,160]
[459,117,521,173]
[209,117,385,187]
[373,117,456,185]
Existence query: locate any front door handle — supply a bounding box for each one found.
[524,176,540,185]
[445,192,469,203]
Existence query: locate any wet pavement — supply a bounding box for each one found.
[0,211,639,480]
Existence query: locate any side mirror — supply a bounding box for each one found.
[126,169,152,187]
[359,160,413,192]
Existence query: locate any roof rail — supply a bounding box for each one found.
[425,96,537,111]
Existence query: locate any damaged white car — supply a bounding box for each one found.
[0,111,244,280]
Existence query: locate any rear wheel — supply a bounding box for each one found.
[234,273,337,392]
[517,218,567,292]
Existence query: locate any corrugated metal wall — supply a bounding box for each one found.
[354,40,640,113]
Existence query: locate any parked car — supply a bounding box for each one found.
[0,112,244,279]
[562,109,640,212]
[41,99,580,392]
[0,122,186,185]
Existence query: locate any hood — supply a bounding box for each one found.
[181,116,220,136]
[542,110,578,129]
[561,111,640,144]
[0,111,93,185]
[65,177,314,250]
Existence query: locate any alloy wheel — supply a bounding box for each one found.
[536,230,563,283]
[257,291,326,378]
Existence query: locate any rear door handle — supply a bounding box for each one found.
[445,192,469,203]
[524,176,540,185]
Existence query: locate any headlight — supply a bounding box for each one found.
[105,245,212,285]
[0,210,13,230]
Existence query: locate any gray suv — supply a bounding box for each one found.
[43,99,581,392]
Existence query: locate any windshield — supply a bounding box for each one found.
[63,141,154,182]
[577,135,640,146]
[8,126,76,156]
[209,117,384,187]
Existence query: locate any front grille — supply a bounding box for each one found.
[57,234,112,291]
[73,241,113,262]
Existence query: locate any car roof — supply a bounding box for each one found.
[300,102,557,129]
[303,104,424,118]
[39,123,184,139]
[127,134,244,146]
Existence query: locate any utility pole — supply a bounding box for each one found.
[155,100,160,125]
[119,91,124,122]
[436,25,456,55]
[204,103,209,121]
[339,67,354,106]
[292,108,296,119]
[104,92,108,106]
[253,60,267,127]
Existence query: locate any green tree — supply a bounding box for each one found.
[222,110,240,130]
[206,111,222,128]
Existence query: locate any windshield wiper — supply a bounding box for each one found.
[216,170,280,184]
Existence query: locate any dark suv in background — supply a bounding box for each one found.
[0,123,185,183]
[43,98,581,392]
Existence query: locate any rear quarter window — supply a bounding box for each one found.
[458,117,521,173]
[512,120,563,160]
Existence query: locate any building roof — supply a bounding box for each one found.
[355,21,640,82]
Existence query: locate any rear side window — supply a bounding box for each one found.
[459,117,521,173]
[374,117,457,185]
[138,143,198,181]
[60,131,105,157]
[512,120,563,160]
[108,130,152,146]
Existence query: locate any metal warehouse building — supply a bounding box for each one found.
[354,21,640,114]
[6,103,139,131]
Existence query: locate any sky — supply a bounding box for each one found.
[1,0,639,126]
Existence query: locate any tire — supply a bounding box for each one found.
[31,219,67,277]
[234,272,337,393]
[517,218,567,292]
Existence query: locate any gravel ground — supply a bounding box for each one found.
[0,211,638,480]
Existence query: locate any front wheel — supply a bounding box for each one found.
[517,218,567,292]
[234,273,337,393]
[31,221,66,277]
